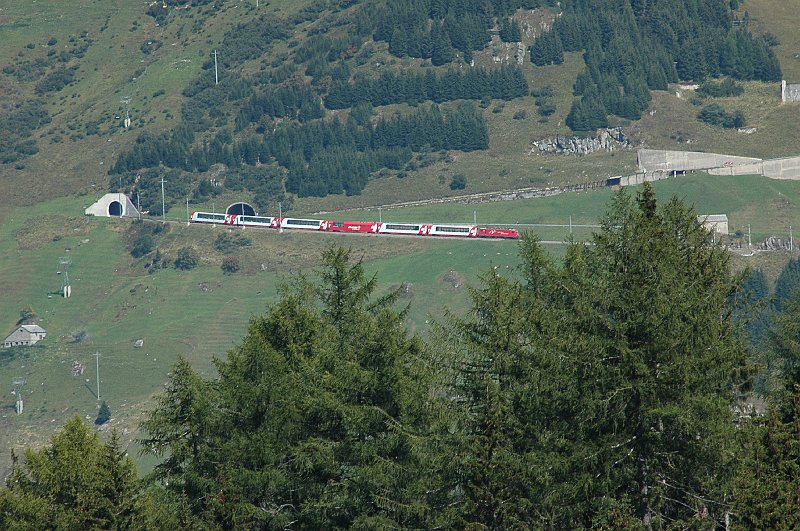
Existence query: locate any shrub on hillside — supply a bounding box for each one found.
[221,257,240,275]
[697,104,745,128]
[130,234,154,258]
[450,174,467,190]
[697,79,744,98]
[174,248,199,270]
[214,233,251,254]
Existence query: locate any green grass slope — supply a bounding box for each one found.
[3,172,800,475]
[0,0,798,222]
[1,0,800,475]
[0,195,522,475]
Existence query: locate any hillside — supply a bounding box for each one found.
[2,0,800,478]
[0,0,797,222]
[3,172,800,476]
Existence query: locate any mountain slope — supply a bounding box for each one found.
[0,0,797,223]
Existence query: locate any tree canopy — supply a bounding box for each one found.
[6,186,800,528]
[0,417,142,530]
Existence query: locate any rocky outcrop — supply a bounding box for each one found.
[530,128,630,155]
[759,236,793,251]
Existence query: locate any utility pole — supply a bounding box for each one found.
[160,176,167,222]
[137,191,141,220]
[748,224,752,248]
[186,196,190,225]
[379,207,382,224]
[791,225,794,252]
[569,215,573,235]
[278,201,283,233]
[12,378,25,415]
[473,210,477,226]
[121,96,131,129]
[94,352,100,401]
[213,50,219,85]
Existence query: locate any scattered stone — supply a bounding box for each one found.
[442,270,466,289]
[71,361,85,376]
[399,282,414,299]
[760,236,792,250]
[530,128,630,155]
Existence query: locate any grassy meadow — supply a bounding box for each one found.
[0,194,522,474]
[1,0,800,477]
[4,172,800,476]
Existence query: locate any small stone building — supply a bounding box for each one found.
[698,214,729,236]
[781,80,800,103]
[3,324,47,348]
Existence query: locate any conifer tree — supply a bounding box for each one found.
[0,417,143,529]
[139,247,435,528]
[441,184,748,527]
[734,288,800,528]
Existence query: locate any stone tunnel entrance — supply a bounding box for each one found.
[226,202,256,216]
[108,200,123,216]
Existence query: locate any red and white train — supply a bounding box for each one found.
[190,212,519,239]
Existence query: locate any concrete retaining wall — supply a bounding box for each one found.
[762,157,800,179]
[638,149,762,173]
[781,80,800,103]
[707,156,800,179]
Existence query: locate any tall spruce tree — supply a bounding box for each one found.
[733,288,800,528]
[440,183,748,527]
[0,417,143,530]
[564,183,747,527]
[139,247,434,528]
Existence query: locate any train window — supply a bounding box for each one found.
[333,221,344,228]
[384,224,419,231]
[436,226,470,233]
[286,219,322,226]
[199,213,226,221]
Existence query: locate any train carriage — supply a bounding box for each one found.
[191,212,236,225]
[477,227,519,239]
[377,222,429,236]
[328,221,378,234]
[280,218,329,231]
[428,224,478,237]
[237,215,278,228]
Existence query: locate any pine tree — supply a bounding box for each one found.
[734,288,800,528]
[431,23,455,66]
[1,417,144,529]
[562,183,747,526]
[734,402,800,529]
[138,247,436,528]
[773,256,800,311]
[499,17,521,43]
[440,184,748,527]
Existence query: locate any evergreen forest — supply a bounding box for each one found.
[4,185,800,529]
[79,0,780,211]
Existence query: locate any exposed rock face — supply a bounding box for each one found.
[530,128,630,155]
[760,236,793,251]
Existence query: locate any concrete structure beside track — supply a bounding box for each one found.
[638,149,800,181]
